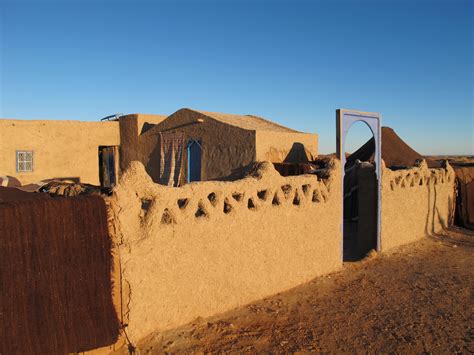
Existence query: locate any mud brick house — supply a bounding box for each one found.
[0,119,121,186]
[119,108,318,186]
[0,109,317,187]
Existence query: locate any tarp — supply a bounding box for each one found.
[159,132,185,186]
[346,127,440,169]
[0,194,119,354]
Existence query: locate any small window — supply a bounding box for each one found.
[16,151,34,172]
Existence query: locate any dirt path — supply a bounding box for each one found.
[136,231,473,353]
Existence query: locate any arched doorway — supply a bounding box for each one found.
[336,109,382,260]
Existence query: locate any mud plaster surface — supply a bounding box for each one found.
[134,232,473,354]
[380,160,456,251]
[119,109,318,183]
[119,110,256,183]
[106,158,456,348]
[109,159,342,342]
[0,119,119,185]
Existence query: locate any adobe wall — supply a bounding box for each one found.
[120,109,256,183]
[380,160,456,251]
[0,119,120,185]
[108,158,342,343]
[118,114,166,181]
[255,131,318,163]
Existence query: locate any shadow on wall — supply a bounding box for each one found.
[146,143,163,183]
[284,142,310,164]
[427,175,452,236]
[140,123,157,135]
[217,164,256,182]
[220,143,313,181]
[426,162,452,237]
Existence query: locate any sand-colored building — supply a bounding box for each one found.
[0,109,318,186]
[120,108,318,185]
[0,119,120,185]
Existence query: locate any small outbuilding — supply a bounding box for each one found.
[119,108,318,186]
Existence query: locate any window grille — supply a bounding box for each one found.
[16,151,34,172]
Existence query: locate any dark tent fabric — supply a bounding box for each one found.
[453,165,474,231]
[0,194,119,354]
[346,127,440,169]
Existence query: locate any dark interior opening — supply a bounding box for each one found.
[99,146,117,188]
[343,123,378,261]
[343,160,378,261]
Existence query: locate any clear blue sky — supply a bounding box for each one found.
[1,0,472,155]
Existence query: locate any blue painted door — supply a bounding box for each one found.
[187,140,201,182]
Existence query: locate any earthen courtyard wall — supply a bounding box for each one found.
[380,161,456,251]
[102,157,456,350]
[108,159,342,342]
[356,161,456,252]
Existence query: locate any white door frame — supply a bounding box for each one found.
[336,109,382,255]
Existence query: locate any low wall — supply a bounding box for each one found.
[109,159,342,343]
[380,160,455,251]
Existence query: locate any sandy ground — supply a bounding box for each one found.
[130,228,473,354]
